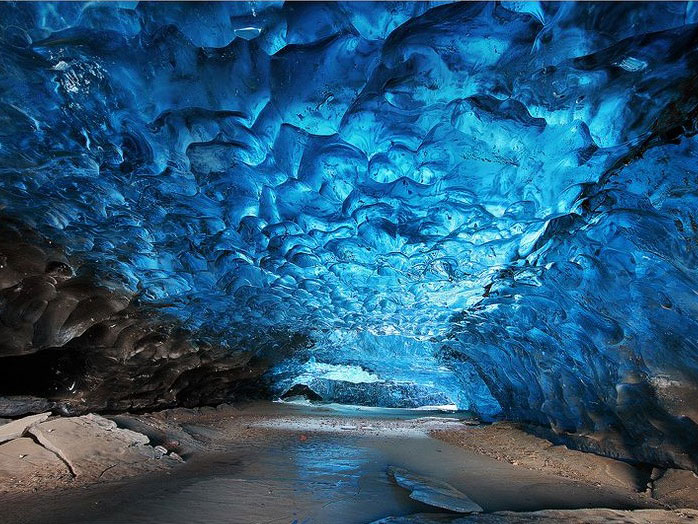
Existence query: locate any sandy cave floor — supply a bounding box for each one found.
[0,401,697,524]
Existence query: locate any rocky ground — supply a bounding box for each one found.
[430,422,698,510]
[0,402,697,523]
[0,411,183,494]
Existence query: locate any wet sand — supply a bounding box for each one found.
[0,402,693,523]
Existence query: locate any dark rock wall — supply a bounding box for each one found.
[0,220,268,415]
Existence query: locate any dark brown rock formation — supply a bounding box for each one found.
[0,219,270,416]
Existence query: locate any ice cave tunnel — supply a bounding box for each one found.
[0,1,697,472]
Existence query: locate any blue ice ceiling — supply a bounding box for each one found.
[1,1,698,438]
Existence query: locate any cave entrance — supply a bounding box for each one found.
[267,330,495,413]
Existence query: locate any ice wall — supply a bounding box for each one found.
[0,2,697,466]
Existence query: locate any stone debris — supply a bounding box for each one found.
[168,452,184,463]
[387,466,483,514]
[107,414,193,456]
[0,412,50,444]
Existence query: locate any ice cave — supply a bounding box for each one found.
[0,2,698,523]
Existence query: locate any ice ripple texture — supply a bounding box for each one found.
[1,2,698,462]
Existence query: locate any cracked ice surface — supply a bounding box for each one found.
[1,2,698,455]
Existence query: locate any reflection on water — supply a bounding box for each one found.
[294,439,363,487]
[84,436,430,524]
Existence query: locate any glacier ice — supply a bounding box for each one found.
[0,2,697,465]
[387,466,483,514]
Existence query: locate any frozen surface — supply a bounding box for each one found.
[388,466,483,514]
[1,2,697,458]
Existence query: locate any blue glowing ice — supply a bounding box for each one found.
[1,2,697,453]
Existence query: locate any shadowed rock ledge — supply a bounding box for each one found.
[0,219,280,416]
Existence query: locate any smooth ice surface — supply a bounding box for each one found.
[1,2,698,448]
[388,466,483,514]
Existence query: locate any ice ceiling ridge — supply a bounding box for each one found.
[0,2,690,339]
[1,2,698,468]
